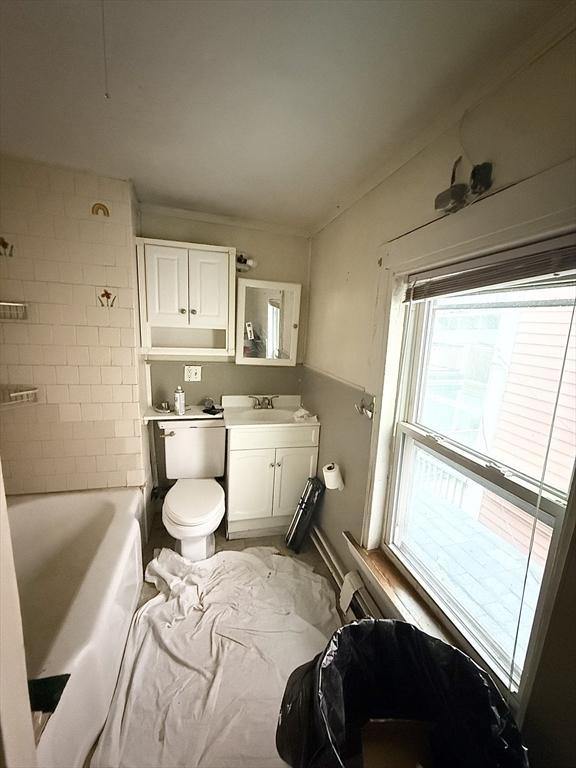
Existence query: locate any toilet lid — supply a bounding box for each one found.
[164,479,225,527]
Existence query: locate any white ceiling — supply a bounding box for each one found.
[0,0,565,232]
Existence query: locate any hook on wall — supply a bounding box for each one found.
[0,237,15,258]
[354,397,374,420]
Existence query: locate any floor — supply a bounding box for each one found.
[83,515,338,768]
[140,507,338,607]
[89,511,341,768]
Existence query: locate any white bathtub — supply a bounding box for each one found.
[7,488,143,768]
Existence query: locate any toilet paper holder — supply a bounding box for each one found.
[323,462,345,491]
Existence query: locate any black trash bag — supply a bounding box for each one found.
[276,619,529,768]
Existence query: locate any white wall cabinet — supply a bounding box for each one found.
[226,426,319,538]
[145,244,189,327]
[188,248,229,329]
[137,237,236,357]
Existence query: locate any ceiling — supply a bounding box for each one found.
[0,0,566,232]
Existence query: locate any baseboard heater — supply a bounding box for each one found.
[310,526,383,621]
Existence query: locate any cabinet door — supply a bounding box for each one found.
[145,244,189,326]
[188,248,228,329]
[272,446,318,518]
[227,449,275,521]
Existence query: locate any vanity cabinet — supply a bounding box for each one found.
[272,447,318,517]
[137,237,236,357]
[226,425,319,538]
[227,448,276,520]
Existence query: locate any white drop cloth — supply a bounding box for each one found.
[91,547,339,768]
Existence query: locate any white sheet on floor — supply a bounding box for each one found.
[91,547,339,768]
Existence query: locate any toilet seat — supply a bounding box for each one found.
[163,479,225,528]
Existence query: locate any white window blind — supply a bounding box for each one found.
[405,232,576,303]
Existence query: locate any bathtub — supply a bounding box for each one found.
[7,488,143,768]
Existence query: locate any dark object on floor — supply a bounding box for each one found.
[276,619,529,768]
[285,477,325,553]
[362,719,433,768]
[28,674,70,713]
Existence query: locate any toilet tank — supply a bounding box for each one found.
[159,420,225,479]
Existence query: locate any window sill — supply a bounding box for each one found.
[343,531,458,645]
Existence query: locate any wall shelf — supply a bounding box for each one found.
[0,301,28,321]
[0,385,39,407]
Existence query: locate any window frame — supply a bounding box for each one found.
[381,293,570,694]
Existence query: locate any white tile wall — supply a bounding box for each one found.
[0,155,147,494]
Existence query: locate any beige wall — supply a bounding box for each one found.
[139,209,310,362]
[305,31,576,389]
[0,156,147,494]
[523,510,576,768]
[304,28,576,765]
[301,367,373,569]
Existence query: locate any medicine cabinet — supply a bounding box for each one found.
[235,278,301,366]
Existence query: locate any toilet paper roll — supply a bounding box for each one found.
[323,462,344,491]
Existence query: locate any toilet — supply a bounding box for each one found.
[159,416,226,561]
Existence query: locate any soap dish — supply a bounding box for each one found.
[153,405,171,414]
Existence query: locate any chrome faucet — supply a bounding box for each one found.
[260,395,279,409]
[248,395,262,409]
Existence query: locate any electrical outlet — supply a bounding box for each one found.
[184,365,202,382]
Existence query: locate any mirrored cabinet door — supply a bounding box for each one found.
[236,279,301,366]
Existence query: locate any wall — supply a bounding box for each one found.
[306,30,576,389]
[304,26,576,765]
[303,28,576,566]
[523,513,576,768]
[0,156,147,494]
[150,361,303,486]
[139,208,312,477]
[300,367,373,569]
[150,361,302,407]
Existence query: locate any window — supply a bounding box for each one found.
[384,240,576,689]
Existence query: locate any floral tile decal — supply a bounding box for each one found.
[98,288,117,307]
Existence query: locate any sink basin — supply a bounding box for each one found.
[237,408,297,424]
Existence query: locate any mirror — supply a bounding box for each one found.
[236,279,301,366]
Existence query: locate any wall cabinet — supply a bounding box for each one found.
[226,425,319,538]
[137,237,236,357]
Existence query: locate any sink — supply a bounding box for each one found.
[237,408,297,424]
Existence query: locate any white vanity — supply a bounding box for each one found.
[222,396,320,539]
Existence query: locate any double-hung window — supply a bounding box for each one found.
[384,234,576,690]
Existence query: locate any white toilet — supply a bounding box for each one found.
[159,417,226,561]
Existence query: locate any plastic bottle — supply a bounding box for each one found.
[174,385,185,416]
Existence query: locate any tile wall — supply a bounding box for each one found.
[0,155,147,494]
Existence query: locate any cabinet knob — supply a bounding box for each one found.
[179,308,186,314]
[276,462,281,467]
[269,462,275,468]
[190,309,197,315]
